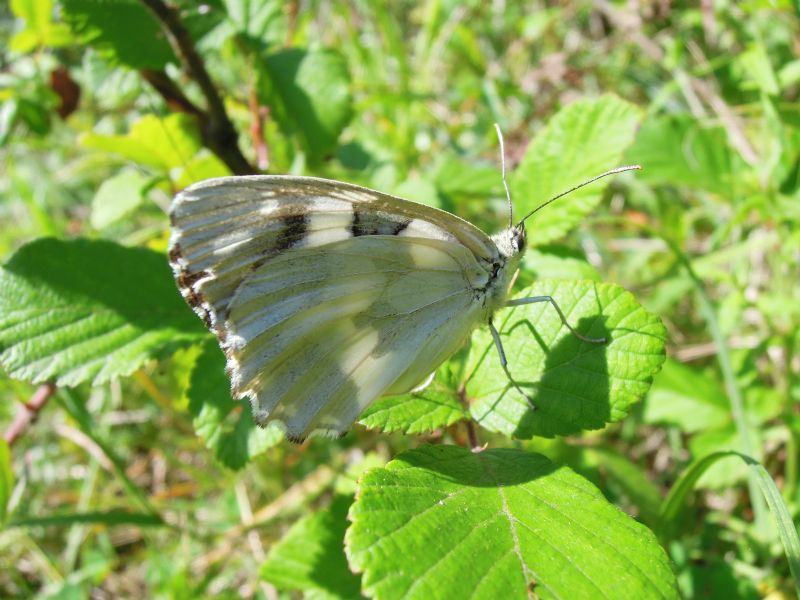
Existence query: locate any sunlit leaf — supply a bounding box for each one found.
[90,169,150,229]
[466,280,666,438]
[359,383,467,435]
[346,445,679,599]
[510,95,642,244]
[643,359,730,433]
[61,0,174,69]
[0,238,206,386]
[10,0,72,52]
[262,495,362,599]
[187,340,282,469]
[259,48,353,162]
[81,114,201,172]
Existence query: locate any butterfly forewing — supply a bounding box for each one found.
[169,176,503,440]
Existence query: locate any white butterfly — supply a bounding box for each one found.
[168,134,638,441]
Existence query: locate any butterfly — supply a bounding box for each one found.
[168,130,639,442]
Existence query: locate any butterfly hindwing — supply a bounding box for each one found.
[225,236,487,439]
[168,176,503,440]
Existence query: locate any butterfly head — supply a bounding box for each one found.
[491,224,526,259]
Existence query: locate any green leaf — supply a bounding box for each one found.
[90,169,150,229]
[466,280,666,438]
[0,238,206,386]
[737,43,780,95]
[10,0,73,52]
[61,0,175,69]
[260,48,353,162]
[262,495,362,599]
[643,358,730,433]
[741,455,800,591]
[346,445,679,599]
[510,95,642,244]
[624,115,741,196]
[174,152,231,189]
[187,340,282,469]
[0,439,13,525]
[221,0,285,47]
[657,450,736,540]
[359,382,468,435]
[81,114,201,172]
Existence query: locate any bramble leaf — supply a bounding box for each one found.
[466,280,666,438]
[259,48,353,162]
[359,382,467,435]
[61,0,175,69]
[0,238,206,386]
[262,495,362,599]
[187,340,282,469]
[346,445,678,599]
[511,95,642,244]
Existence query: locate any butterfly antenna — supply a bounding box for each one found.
[516,165,642,228]
[494,123,514,229]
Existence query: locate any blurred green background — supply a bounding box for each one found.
[1,0,799,598]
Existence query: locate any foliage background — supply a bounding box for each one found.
[1,0,799,598]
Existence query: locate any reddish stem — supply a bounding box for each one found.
[4,382,57,446]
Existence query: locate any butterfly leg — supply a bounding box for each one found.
[506,296,606,344]
[488,319,536,410]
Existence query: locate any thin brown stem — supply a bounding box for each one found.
[139,0,257,175]
[249,80,270,170]
[457,385,483,452]
[4,382,57,445]
[140,68,204,117]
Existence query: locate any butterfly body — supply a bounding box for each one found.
[169,175,524,441]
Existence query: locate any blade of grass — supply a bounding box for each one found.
[10,510,166,528]
[658,451,800,597]
[597,216,769,532]
[658,232,769,535]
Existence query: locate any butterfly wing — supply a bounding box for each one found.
[169,176,501,440]
[169,176,497,332]
[225,236,487,439]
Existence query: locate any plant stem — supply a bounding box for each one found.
[4,382,57,445]
[139,0,257,175]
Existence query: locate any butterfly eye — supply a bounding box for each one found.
[513,227,526,252]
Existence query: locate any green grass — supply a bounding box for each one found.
[1,1,799,598]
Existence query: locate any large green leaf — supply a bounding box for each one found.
[81,114,201,172]
[346,445,678,599]
[259,48,353,162]
[510,95,642,244]
[466,280,666,438]
[359,382,468,435]
[261,495,363,599]
[61,0,175,69]
[187,340,282,469]
[0,238,206,386]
